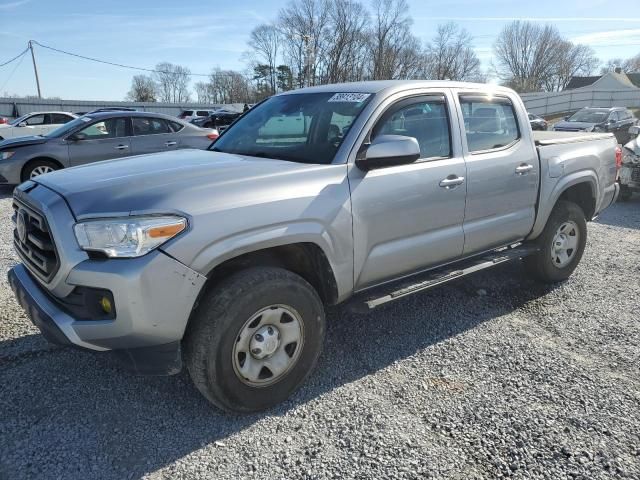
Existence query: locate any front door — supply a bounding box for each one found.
[349,93,467,290]
[67,117,131,166]
[130,117,180,155]
[456,94,539,255]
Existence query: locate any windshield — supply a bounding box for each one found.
[211,92,372,164]
[568,110,609,123]
[44,116,94,138]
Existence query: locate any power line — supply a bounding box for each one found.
[0,50,27,92]
[0,47,29,67]
[30,40,253,79]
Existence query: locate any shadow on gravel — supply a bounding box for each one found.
[0,185,13,199]
[0,261,558,479]
[595,197,640,230]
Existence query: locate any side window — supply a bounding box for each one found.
[610,111,619,122]
[25,114,45,126]
[372,97,451,159]
[132,117,171,135]
[459,96,520,153]
[78,118,127,140]
[258,112,308,144]
[196,110,209,116]
[168,120,184,133]
[50,113,74,124]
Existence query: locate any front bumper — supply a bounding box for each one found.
[9,250,207,373]
[0,157,27,184]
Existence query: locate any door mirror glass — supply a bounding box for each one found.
[18,122,27,127]
[357,135,420,171]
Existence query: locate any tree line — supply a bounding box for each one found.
[126,0,640,104]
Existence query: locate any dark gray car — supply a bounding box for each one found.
[553,107,636,143]
[0,111,218,184]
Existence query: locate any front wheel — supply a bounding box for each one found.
[22,160,60,181]
[524,200,587,283]
[184,267,325,412]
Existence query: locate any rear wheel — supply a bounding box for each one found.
[22,160,60,181]
[184,267,325,412]
[524,200,587,283]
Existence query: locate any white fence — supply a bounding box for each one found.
[521,89,640,117]
[0,97,244,119]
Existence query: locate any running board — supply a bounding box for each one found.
[357,244,539,311]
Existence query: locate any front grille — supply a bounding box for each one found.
[632,166,640,183]
[12,199,60,282]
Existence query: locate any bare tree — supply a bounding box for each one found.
[543,42,598,91]
[248,24,280,94]
[369,0,421,80]
[153,62,191,103]
[194,81,214,103]
[423,23,481,81]
[601,53,640,74]
[279,0,331,87]
[126,75,157,102]
[493,21,566,92]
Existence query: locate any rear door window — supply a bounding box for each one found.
[196,111,209,116]
[372,96,452,159]
[132,117,172,135]
[168,120,184,132]
[459,96,520,153]
[50,113,74,124]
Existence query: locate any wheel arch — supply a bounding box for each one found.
[21,157,64,181]
[528,173,598,240]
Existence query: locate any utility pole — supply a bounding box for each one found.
[28,41,42,99]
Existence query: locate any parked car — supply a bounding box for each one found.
[528,112,548,131]
[553,107,636,143]
[619,124,640,201]
[191,109,243,131]
[8,81,619,412]
[0,111,218,183]
[0,117,8,125]
[0,111,77,141]
[178,109,217,122]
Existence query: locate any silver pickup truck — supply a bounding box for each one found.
[8,81,620,412]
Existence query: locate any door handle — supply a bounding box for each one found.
[165,141,177,147]
[515,164,534,175]
[439,175,465,189]
[114,144,129,150]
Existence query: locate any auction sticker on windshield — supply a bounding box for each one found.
[328,93,371,103]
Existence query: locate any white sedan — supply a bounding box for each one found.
[0,111,77,141]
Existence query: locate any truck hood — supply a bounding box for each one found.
[34,149,332,218]
[0,135,47,149]
[553,121,598,130]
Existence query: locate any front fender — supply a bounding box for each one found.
[169,220,354,302]
[528,171,598,239]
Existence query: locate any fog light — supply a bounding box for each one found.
[99,296,113,314]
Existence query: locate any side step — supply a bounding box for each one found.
[357,243,539,311]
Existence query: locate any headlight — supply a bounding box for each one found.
[0,151,15,160]
[74,216,187,258]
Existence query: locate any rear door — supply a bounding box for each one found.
[349,92,467,289]
[130,117,180,155]
[67,117,131,166]
[455,93,539,255]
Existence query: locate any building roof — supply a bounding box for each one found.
[565,76,601,90]
[566,72,640,90]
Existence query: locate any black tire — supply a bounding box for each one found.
[184,267,325,412]
[22,159,60,182]
[619,186,632,202]
[524,200,587,283]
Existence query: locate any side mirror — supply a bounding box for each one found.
[68,132,88,141]
[18,122,27,127]
[356,135,420,171]
[608,118,616,124]
[564,116,570,121]
[629,125,640,137]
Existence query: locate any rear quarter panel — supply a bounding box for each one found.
[530,134,617,238]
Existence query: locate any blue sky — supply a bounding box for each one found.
[1,0,639,100]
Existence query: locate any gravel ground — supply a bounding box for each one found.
[1,184,639,480]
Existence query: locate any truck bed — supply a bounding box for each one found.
[533,130,615,146]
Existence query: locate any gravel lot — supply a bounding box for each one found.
[1,184,639,480]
